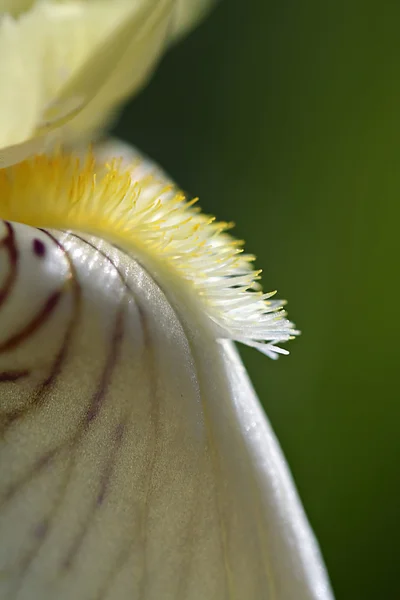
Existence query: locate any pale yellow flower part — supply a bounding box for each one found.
[0,0,32,14]
[0,0,214,168]
[171,0,215,39]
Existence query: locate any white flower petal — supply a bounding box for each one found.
[0,220,332,599]
[209,340,333,599]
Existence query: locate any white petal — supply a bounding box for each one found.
[206,339,333,599]
[0,220,332,599]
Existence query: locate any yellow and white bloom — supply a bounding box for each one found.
[0,142,333,599]
[0,0,214,168]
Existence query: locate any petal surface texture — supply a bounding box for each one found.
[0,220,333,599]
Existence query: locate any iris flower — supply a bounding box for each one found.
[0,2,334,599]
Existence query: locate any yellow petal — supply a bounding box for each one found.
[49,0,174,145]
[171,0,216,40]
[0,1,174,166]
[0,2,126,146]
[0,11,43,149]
[0,0,33,15]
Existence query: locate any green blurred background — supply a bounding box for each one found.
[116,2,400,598]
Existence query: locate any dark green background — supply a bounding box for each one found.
[116,2,400,598]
